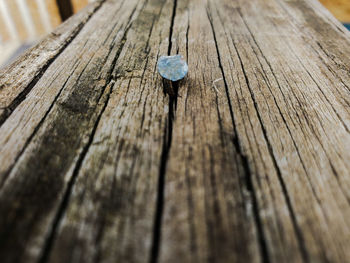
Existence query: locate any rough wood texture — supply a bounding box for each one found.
[0,0,349,262]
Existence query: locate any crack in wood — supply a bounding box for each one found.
[150,1,178,262]
[206,7,271,263]
[1,0,350,262]
[0,60,82,189]
[229,13,311,262]
[38,80,114,263]
[36,10,139,258]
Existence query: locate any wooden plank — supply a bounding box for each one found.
[159,0,261,262]
[0,0,349,262]
[46,0,174,261]
[0,0,143,261]
[0,0,173,261]
[205,0,350,262]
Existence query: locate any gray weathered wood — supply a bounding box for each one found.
[0,0,349,262]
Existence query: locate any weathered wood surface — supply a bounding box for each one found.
[0,0,350,262]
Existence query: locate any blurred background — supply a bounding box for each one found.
[321,0,350,30]
[0,0,95,67]
[0,0,349,68]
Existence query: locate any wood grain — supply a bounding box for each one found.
[0,0,349,262]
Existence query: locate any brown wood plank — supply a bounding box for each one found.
[159,0,261,262]
[47,0,173,262]
[205,0,350,262]
[0,0,349,262]
[0,0,145,261]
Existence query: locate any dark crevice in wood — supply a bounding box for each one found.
[150,0,178,262]
[37,16,135,261]
[37,80,114,263]
[150,112,170,263]
[0,1,105,128]
[229,22,310,262]
[47,80,113,262]
[206,7,271,263]
[56,0,74,21]
[167,0,177,55]
[185,14,189,60]
[0,69,44,126]
[150,81,179,263]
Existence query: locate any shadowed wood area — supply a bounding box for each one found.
[0,0,350,262]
